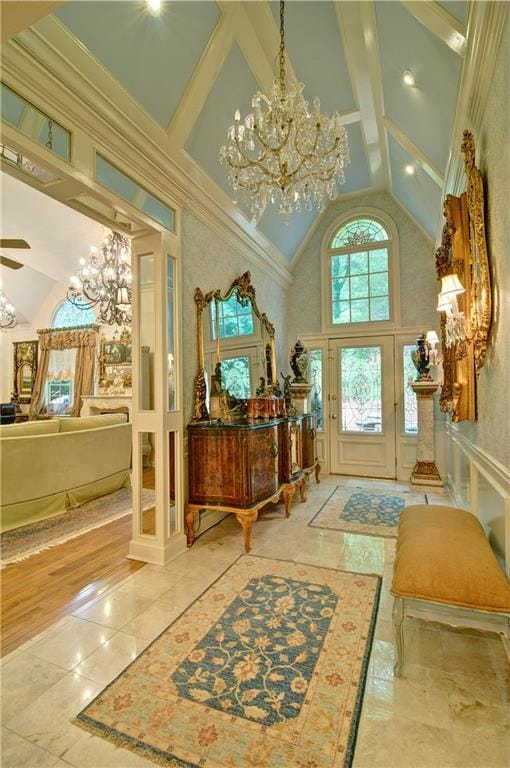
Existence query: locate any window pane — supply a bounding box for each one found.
[349,252,368,275]
[332,277,350,301]
[350,298,369,323]
[403,345,418,434]
[331,254,349,278]
[309,349,323,430]
[369,248,388,272]
[340,346,382,433]
[350,274,369,298]
[220,356,251,399]
[370,296,389,321]
[369,272,388,297]
[53,299,95,328]
[332,301,350,324]
[331,219,389,248]
[211,295,254,340]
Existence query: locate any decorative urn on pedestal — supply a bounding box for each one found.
[289,340,312,414]
[411,333,432,381]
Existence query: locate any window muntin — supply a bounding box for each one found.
[211,295,254,340]
[329,217,391,326]
[52,299,95,328]
[330,218,389,248]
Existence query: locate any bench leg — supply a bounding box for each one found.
[393,597,404,677]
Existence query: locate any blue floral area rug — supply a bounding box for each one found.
[309,485,427,538]
[74,555,381,768]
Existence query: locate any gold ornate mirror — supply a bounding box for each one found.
[13,340,38,404]
[435,130,492,422]
[192,271,276,421]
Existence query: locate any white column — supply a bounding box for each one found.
[128,229,186,565]
[410,381,443,487]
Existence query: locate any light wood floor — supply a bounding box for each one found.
[0,514,145,658]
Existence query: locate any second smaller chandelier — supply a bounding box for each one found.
[219,0,350,222]
[68,232,132,326]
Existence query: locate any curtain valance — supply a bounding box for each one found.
[38,327,98,351]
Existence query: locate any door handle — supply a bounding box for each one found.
[331,394,337,400]
[331,414,337,420]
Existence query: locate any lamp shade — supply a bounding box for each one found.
[437,295,452,313]
[426,330,439,345]
[440,273,465,297]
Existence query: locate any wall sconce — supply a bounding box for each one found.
[436,273,466,346]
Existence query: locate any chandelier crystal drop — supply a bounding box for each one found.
[219,0,350,222]
[0,291,17,330]
[67,231,132,326]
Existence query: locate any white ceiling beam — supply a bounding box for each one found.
[240,1,300,87]
[400,1,466,56]
[383,115,444,187]
[166,12,235,149]
[222,2,275,94]
[334,2,388,189]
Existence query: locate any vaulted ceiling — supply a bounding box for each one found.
[4,1,470,268]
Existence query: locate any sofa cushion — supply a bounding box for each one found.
[392,505,510,613]
[58,414,128,432]
[0,420,60,437]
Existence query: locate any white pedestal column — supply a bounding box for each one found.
[289,383,312,414]
[410,381,443,487]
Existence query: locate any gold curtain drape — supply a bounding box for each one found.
[29,328,97,419]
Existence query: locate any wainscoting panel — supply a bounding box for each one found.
[443,422,510,578]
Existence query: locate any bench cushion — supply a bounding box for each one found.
[392,505,510,613]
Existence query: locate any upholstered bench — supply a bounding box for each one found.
[391,504,510,676]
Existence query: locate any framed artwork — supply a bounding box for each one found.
[13,340,38,404]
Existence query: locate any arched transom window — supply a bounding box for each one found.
[52,298,95,329]
[328,217,392,325]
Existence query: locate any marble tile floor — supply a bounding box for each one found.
[1,475,508,768]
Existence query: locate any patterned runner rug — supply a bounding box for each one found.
[74,555,380,768]
[309,485,427,538]
[0,487,155,566]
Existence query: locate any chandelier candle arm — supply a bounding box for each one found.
[67,232,132,326]
[219,0,350,221]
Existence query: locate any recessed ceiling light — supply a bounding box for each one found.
[403,70,416,87]
[405,164,415,176]
[146,0,161,12]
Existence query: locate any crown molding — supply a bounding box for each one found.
[442,1,508,203]
[1,21,293,287]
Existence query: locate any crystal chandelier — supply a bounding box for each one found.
[0,291,17,330]
[68,232,132,326]
[219,0,350,222]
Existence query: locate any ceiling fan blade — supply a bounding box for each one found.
[0,238,31,249]
[0,254,24,270]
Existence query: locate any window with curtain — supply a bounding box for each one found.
[328,217,392,325]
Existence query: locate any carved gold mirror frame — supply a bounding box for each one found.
[192,271,276,421]
[435,131,492,423]
[462,129,492,375]
[13,340,38,404]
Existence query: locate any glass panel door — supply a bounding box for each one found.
[329,336,395,478]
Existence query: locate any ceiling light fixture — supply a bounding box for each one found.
[146,0,161,12]
[405,164,415,176]
[219,0,350,222]
[0,291,17,330]
[403,70,416,87]
[67,232,132,326]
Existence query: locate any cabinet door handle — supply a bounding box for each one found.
[270,442,279,458]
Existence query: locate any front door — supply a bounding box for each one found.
[329,336,396,478]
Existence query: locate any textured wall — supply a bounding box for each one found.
[455,17,510,468]
[287,190,438,344]
[181,211,288,422]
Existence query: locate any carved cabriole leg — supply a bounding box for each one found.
[235,510,258,553]
[283,486,295,517]
[315,459,321,484]
[299,478,307,503]
[185,505,198,548]
[393,597,405,677]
